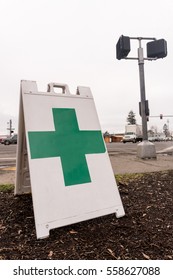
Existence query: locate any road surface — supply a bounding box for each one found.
[0,142,173,184]
[0,141,173,166]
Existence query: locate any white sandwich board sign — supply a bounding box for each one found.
[15,80,125,239]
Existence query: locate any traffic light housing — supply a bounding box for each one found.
[116,35,131,60]
[160,114,163,119]
[139,100,150,116]
[147,39,167,59]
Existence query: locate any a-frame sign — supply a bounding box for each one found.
[15,80,125,239]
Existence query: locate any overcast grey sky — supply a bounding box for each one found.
[0,0,172,135]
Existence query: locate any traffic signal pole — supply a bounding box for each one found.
[138,40,148,141]
[116,35,168,159]
[136,39,157,158]
[134,39,156,158]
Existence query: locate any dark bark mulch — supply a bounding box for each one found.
[0,170,173,260]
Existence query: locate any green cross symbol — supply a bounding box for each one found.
[28,108,106,186]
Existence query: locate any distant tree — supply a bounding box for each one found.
[163,123,169,137]
[148,129,154,137]
[103,131,110,137]
[127,110,136,125]
[149,125,158,134]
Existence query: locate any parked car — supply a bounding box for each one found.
[148,136,156,142]
[0,135,7,144]
[165,136,173,141]
[3,134,17,145]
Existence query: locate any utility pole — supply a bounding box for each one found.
[9,119,12,136]
[7,119,14,136]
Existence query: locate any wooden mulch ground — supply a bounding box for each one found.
[0,170,173,260]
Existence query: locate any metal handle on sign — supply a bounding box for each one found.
[47,83,70,95]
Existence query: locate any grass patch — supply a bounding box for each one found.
[115,170,170,185]
[0,184,14,192]
[115,173,144,185]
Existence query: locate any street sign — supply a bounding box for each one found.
[15,80,125,239]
